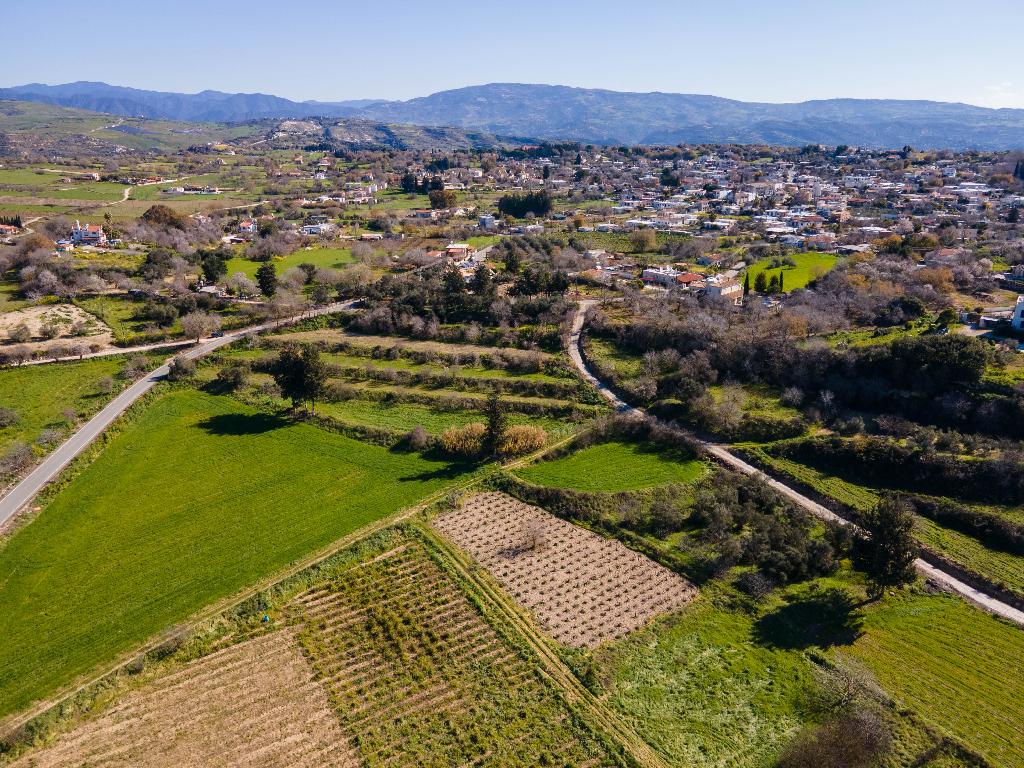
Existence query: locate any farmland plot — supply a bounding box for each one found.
[433,492,698,647]
[11,631,359,768]
[289,541,617,767]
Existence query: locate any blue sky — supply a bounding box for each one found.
[4,0,1023,107]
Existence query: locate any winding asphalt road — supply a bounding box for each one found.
[0,301,359,530]
[568,300,1024,627]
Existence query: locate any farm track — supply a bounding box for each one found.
[568,300,1024,629]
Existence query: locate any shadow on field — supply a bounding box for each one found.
[397,459,478,483]
[754,586,864,650]
[198,413,291,436]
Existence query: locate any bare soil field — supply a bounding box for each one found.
[288,540,616,767]
[0,304,113,354]
[433,492,698,647]
[10,631,359,768]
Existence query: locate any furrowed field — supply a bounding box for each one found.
[0,388,470,717]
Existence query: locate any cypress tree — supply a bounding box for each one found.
[743,273,750,296]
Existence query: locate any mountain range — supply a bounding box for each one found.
[4,81,1024,150]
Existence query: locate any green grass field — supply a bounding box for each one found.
[746,252,838,291]
[516,440,708,492]
[593,575,1020,767]
[314,397,576,438]
[845,591,1024,768]
[224,246,354,279]
[0,353,163,459]
[0,388,470,717]
[593,592,814,767]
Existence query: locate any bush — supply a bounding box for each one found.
[0,407,18,428]
[497,425,547,457]
[778,709,890,768]
[440,422,486,458]
[167,357,196,382]
[214,361,250,391]
[403,425,431,452]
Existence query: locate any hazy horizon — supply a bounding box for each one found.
[3,0,1022,109]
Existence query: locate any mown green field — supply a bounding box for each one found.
[845,591,1024,768]
[516,440,707,492]
[224,246,354,279]
[746,252,838,291]
[0,353,163,458]
[0,388,470,717]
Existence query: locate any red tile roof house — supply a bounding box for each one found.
[70,221,107,246]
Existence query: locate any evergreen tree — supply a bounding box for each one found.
[778,272,785,293]
[743,273,751,296]
[853,495,918,599]
[768,273,781,293]
[255,263,277,297]
[483,393,508,457]
[753,271,768,293]
[270,344,327,413]
[1015,159,1024,181]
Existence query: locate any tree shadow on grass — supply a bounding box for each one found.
[397,459,478,483]
[754,586,864,650]
[197,413,291,436]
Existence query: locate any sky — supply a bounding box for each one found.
[3,0,1023,108]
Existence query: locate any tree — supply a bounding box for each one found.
[141,204,188,230]
[936,307,958,327]
[483,393,508,456]
[629,228,657,253]
[743,272,750,296]
[201,251,227,283]
[400,172,418,193]
[853,495,918,599]
[497,190,553,218]
[1015,159,1024,181]
[753,270,768,293]
[180,311,221,342]
[255,262,277,297]
[428,188,458,209]
[270,343,327,412]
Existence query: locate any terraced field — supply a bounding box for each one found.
[515,441,707,492]
[435,492,697,647]
[289,540,618,766]
[9,632,359,768]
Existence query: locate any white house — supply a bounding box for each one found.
[70,221,106,246]
[1013,295,1024,331]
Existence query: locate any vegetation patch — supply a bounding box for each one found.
[516,440,707,493]
[0,387,468,717]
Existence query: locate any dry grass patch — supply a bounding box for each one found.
[0,304,112,353]
[434,492,697,647]
[10,631,359,768]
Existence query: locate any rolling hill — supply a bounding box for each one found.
[5,81,1024,149]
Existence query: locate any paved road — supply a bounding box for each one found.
[0,301,359,530]
[568,301,1024,628]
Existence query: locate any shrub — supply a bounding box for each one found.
[0,407,18,428]
[778,709,891,768]
[403,425,432,452]
[440,422,486,458]
[167,357,196,382]
[497,425,547,457]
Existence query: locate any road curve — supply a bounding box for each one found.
[0,301,359,530]
[568,300,1024,628]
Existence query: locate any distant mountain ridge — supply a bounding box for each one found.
[4,81,1024,150]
